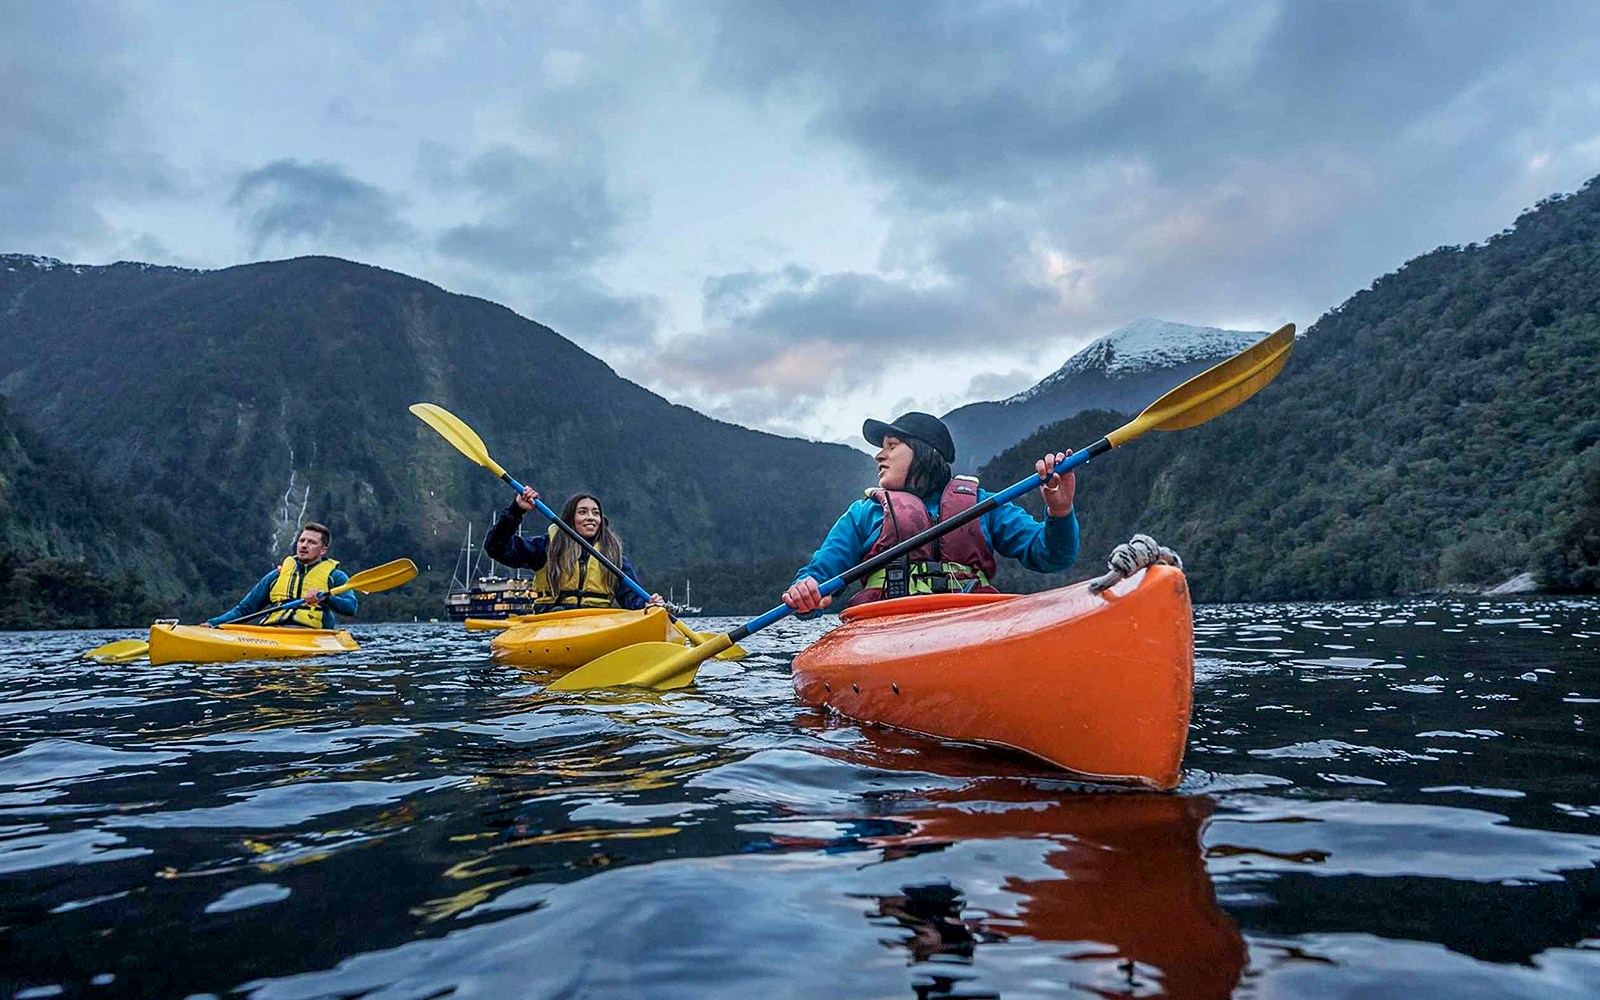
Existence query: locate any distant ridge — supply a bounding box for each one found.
[0,253,873,618]
[943,318,1267,471]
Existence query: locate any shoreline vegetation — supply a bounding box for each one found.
[0,553,1575,631]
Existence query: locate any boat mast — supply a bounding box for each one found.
[449,523,474,592]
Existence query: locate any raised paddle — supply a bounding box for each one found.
[548,322,1296,692]
[83,558,418,663]
[408,403,747,660]
[231,557,419,625]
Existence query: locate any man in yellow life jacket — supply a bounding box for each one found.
[206,522,358,628]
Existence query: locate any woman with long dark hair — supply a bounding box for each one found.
[782,411,1079,612]
[484,488,661,612]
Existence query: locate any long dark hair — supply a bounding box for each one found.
[902,438,952,500]
[546,493,624,593]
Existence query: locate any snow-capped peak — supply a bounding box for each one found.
[1004,319,1267,403]
[2,254,69,272]
[2,254,203,276]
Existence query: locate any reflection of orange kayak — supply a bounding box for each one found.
[752,722,1244,997]
[869,783,1245,998]
[490,606,673,670]
[791,565,1193,789]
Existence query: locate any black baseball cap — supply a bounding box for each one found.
[863,411,956,463]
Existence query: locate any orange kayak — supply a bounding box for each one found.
[791,565,1194,790]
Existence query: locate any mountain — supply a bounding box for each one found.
[0,254,873,619]
[975,178,1600,601]
[942,319,1268,471]
[0,394,215,627]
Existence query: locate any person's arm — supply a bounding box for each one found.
[613,555,650,611]
[483,504,549,570]
[206,570,278,626]
[983,495,1080,574]
[783,500,881,613]
[317,568,359,617]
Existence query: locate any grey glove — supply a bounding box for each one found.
[1089,534,1183,593]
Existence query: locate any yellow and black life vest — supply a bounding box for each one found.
[262,555,339,628]
[533,525,617,611]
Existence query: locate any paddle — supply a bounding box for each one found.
[548,322,1296,692]
[83,558,418,663]
[231,557,419,625]
[83,638,153,664]
[408,403,747,660]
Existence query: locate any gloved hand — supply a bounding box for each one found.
[1090,534,1183,593]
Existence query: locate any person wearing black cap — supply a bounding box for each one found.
[782,411,1079,612]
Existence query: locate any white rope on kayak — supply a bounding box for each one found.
[1088,533,1183,594]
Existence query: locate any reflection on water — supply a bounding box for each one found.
[864,783,1245,997]
[0,596,1597,998]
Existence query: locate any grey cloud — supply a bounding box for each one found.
[431,145,628,276]
[671,0,1600,417]
[701,268,965,351]
[0,2,179,255]
[707,1,1600,202]
[324,96,398,130]
[534,277,664,347]
[657,204,1100,400]
[964,369,1033,401]
[230,160,413,254]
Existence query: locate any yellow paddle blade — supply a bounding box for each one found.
[336,558,418,596]
[548,634,733,692]
[1106,323,1295,447]
[409,402,510,479]
[84,639,150,663]
[671,619,747,660]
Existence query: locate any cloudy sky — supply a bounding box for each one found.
[6,1,1600,445]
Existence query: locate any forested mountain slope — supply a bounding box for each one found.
[0,396,215,626]
[979,178,1600,601]
[0,255,872,618]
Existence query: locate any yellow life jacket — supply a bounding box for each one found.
[533,525,617,611]
[263,555,339,627]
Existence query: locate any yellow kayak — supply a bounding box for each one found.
[147,622,359,666]
[463,615,533,632]
[490,606,673,670]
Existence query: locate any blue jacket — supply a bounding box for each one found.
[207,565,357,627]
[483,505,652,611]
[792,488,1079,595]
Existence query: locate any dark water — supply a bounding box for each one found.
[2,598,1598,999]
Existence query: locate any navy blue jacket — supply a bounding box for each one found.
[483,505,650,611]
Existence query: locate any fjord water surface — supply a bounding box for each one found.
[2,598,1598,998]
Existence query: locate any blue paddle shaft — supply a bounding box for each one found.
[738,445,1098,635]
[498,473,655,605]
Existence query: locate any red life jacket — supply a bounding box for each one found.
[848,475,1000,607]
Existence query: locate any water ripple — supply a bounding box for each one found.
[0,601,1596,998]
